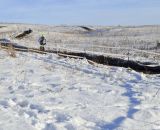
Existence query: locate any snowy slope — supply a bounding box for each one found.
[0,49,160,130]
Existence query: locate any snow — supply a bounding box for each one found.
[0,23,159,63]
[1,24,160,130]
[0,49,160,130]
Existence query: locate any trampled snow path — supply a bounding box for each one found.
[0,50,160,130]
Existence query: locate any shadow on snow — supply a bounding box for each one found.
[100,73,142,130]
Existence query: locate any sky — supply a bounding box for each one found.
[0,0,160,25]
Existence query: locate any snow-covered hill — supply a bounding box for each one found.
[0,23,160,130]
[1,23,160,62]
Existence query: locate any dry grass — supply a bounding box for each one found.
[7,44,16,58]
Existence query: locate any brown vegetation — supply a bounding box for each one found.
[7,44,16,58]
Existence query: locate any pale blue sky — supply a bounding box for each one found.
[0,0,160,25]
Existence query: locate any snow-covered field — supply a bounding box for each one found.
[1,23,160,62]
[0,24,160,130]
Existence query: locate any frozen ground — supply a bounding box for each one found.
[0,24,160,130]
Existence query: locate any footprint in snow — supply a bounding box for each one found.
[43,123,56,130]
[8,86,13,90]
[0,77,5,81]
[49,98,62,104]
[0,100,9,108]
[65,124,76,130]
[8,86,15,94]
[0,99,16,108]
[53,112,71,123]
[18,85,25,90]
[30,104,49,113]
[25,110,37,118]
[18,100,29,108]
